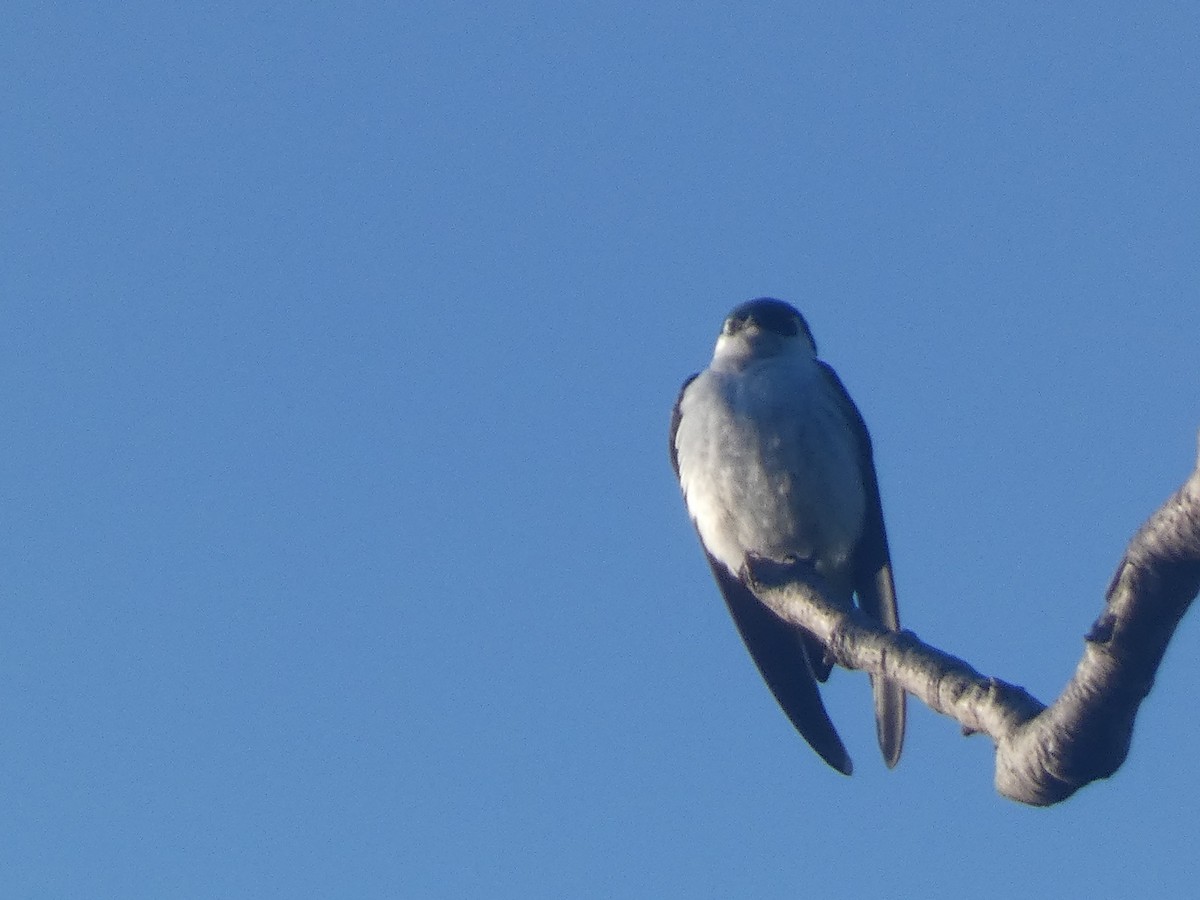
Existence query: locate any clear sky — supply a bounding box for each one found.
[4,2,1200,898]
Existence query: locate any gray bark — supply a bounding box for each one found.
[742,435,1200,806]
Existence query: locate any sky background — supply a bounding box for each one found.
[4,2,1200,898]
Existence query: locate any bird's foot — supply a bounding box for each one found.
[741,552,820,587]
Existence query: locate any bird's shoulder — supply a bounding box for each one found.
[669,372,699,478]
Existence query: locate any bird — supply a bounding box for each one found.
[669,297,905,774]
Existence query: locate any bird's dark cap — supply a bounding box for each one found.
[723,298,816,351]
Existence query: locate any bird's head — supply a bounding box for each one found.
[713,298,817,364]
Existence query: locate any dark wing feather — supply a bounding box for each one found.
[668,373,698,478]
[707,555,853,775]
[817,362,906,768]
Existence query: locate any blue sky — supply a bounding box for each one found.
[4,2,1200,897]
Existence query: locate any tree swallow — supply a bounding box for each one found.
[670,298,905,774]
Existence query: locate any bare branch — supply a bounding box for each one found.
[744,436,1200,806]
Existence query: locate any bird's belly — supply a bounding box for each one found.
[678,373,866,580]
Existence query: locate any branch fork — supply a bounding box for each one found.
[742,438,1200,806]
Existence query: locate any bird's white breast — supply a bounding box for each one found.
[675,356,866,587]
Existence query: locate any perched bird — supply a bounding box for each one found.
[669,298,905,774]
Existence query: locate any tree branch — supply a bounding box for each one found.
[743,435,1200,806]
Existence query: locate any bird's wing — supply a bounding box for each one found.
[670,374,852,775]
[668,374,697,479]
[817,361,906,768]
[707,555,853,775]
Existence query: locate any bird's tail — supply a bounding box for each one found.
[872,673,905,768]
